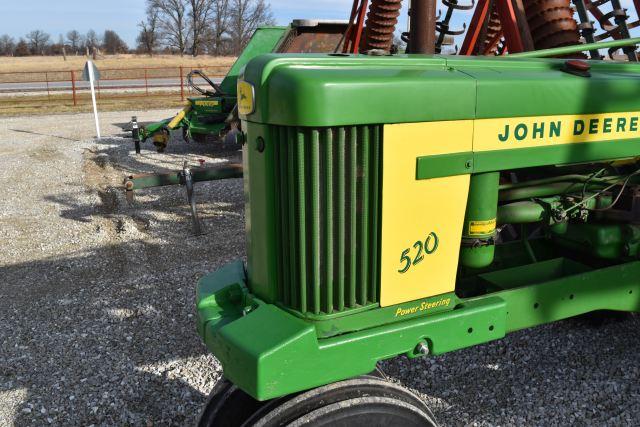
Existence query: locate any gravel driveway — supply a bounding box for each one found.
[0,110,639,426]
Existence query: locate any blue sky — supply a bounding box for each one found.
[0,0,409,47]
[1,0,636,49]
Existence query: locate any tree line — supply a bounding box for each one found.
[0,29,128,57]
[0,0,273,57]
[137,0,274,56]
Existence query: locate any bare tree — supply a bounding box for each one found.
[210,0,231,55]
[26,30,51,55]
[189,0,215,56]
[0,35,15,56]
[66,30,83,54]
[103,30,129,54]
[137,8,161,55]
[52,34,67,59]
[85,29,101,51]
[14,39,30,56]
[229,0,274,55]
[148,0,189,55]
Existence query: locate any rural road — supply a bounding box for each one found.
[0,76,222,94]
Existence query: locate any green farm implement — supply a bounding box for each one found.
[186,0,640,425]
[125,20,352,234]
[131,20,349,153]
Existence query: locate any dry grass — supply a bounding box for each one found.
[0,54,237,73]
[0,92,187,117]
[0,54,236,115]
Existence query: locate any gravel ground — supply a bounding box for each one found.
[0,110,639,426]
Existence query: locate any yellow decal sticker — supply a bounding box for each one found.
[237,80,255,116]
[394,297,452,317]
[195,100,220,107]
[468,219,496,236]
[380,121,472,307]
[474,111,640,151]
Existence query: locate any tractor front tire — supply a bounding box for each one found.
[197,375,438,427]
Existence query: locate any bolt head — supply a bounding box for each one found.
[415,341,430,356]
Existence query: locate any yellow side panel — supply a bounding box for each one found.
[474,111,640,152]
[380,122,472,307]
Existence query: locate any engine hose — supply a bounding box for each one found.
[560,169,640,216]
[364,0,403,51]
[497,201,547,224]
[187,70,226,97]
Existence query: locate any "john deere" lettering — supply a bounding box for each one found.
[498,115,640,143]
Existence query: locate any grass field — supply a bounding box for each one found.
[0,54,236,73]
[0,92,187,116]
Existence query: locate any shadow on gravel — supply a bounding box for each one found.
[10,128,81,142]
[0,214,244,424]
[381,314,640,424]
[41,130,243,233]
[93,126,242,176]
[0,132,244,425]
[0,237,233,425]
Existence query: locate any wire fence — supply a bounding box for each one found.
[0,65,231,115]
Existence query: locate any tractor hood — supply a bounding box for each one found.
[239,53,640,127]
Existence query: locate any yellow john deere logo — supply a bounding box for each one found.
[497,114,640,143]
[473,111,640,151]
[237,80,255,115]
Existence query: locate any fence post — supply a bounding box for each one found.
[70,70,77,106]
[144,68,149,96]
[45,72,51,101]
[180,66,185,101]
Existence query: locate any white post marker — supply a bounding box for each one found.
[82,60,101,138]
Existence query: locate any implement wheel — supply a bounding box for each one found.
[197,374,438,427]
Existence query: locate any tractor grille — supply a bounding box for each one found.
[273,125,382,315]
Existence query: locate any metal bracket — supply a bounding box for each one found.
[180,161,204,235]
[131,116,141,154]
[437,21,467,35]
[123,162,242,235]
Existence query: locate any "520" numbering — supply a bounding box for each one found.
[398,232,439,274]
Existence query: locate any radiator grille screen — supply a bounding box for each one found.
[272,125,382,315]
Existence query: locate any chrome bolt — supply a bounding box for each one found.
[415,341,430,356]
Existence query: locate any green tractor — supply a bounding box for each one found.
[189,0,640,423]
[132,20,349,153]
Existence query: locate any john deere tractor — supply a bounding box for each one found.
[190,0,640,425]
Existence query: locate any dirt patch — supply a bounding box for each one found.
[26,147,65,162]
